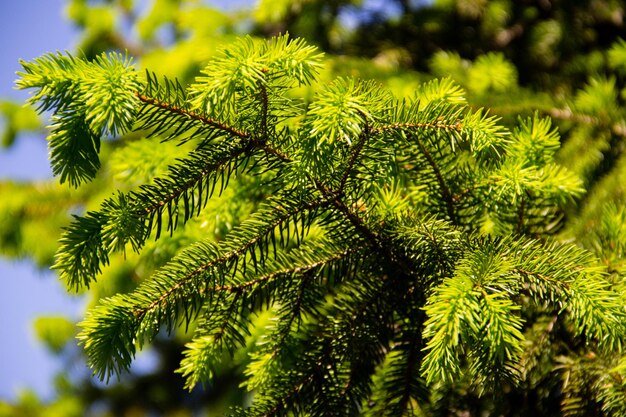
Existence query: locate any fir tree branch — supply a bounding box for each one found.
[329,195,380,247]
[137,87,293,163]
[270,274,310,354]
[132,140,252,230]
[517,194,527,234]
[177,239,362,390]
[396,332,425,414]
[338,120,370,193]
[262,373,317,417]
[364,287,429,415]
[519,315,558,380]
[407,131,458,224]
[306,169,428,282]
[17,52,141,186]
[256,140,292,163]
[258,79,269,141]
[80,201,349,379]
[243,273,391,415]
[55,140,258,290]
[244,138,393,265]
[202,246,356,297]
[371,120,463,135]
[135,92,250,139]
[132,198,334,323]
[20,33,626,415]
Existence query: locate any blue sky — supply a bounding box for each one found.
[0,0,260,402]
[0,0,83,401]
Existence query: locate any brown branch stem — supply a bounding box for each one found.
[135,92,250,139]
[408,132,458,224]
[339,122,370,193]
[371,121,462,135]
[516,195,526,235]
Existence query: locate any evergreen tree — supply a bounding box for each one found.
[11,31,626,416]
[253,0,625,90]
[3,1,626,416]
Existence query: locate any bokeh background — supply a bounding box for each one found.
[0,0,254,400]
[0,0,81,399]
[2,0,626,415]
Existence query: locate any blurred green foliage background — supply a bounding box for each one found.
[1,0,626,415]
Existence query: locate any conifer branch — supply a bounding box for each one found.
[18,34,626,415]
[271,276,308,351]
[199,246,356,297]
[131,198,334,323]
[258,80,269,141]
[17,51,141,186]
[135,92,250,139]
[371,120,463,135]
[132,141,253,234]
[263,373,317,417]
[519,315,558,380]
[396,334,425,414]
[137,86,293,163]
[517,194,527,234]
[255,141,292,163]
[330,196,381,247]
[407,132,458,224]
[55,140,260,290]
[339,121,370,192]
